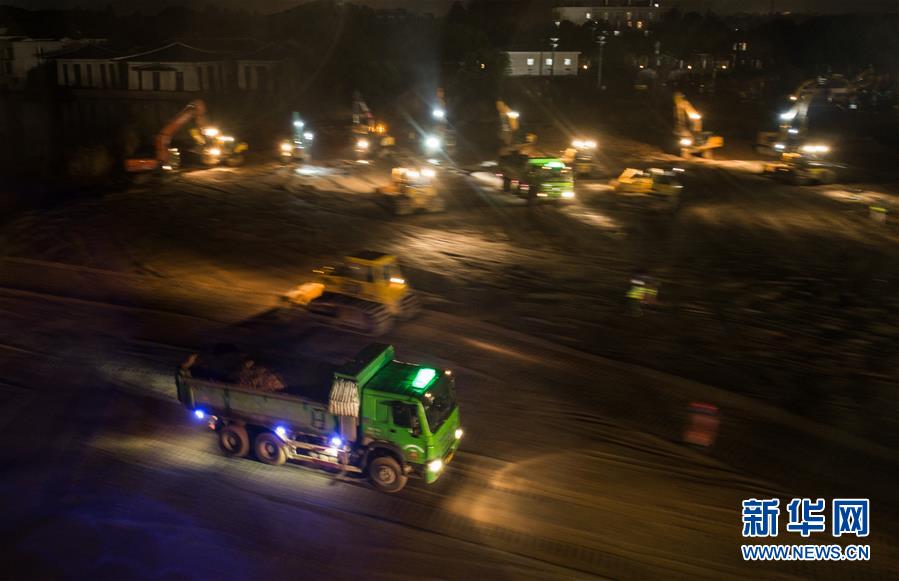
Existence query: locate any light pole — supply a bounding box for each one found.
[596,33,607,90]
[550,37,559,77]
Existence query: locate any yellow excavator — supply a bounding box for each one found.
[673,92,723,158]
[284,251,421,336]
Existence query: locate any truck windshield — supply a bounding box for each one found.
[422,376,456,433]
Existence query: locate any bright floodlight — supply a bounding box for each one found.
[421,167,436,178]
[293,120,304,127]
[303,131,314,140]
[679,138,693,146]
[688,112,702,120]
[780,110,797,121]
[432,108,445,120]
[584,140,597,149]
[572,139,585,149]
[507,111,520,119]
[280,141,293,152]
[356,139,369,149]
[424,135,441,151]
[194,409,205,419]
[207,147,221,157]
[202,127,220,137]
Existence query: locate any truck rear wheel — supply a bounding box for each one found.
[368,456,407,493]
[219,425,250,458]
[255,432,287,466]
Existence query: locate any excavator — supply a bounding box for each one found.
[283,251,421,336]
[352,91,395,162]
[672,92,723,158]
[757,82,840,185]
[279,112,314,164]
[125,99,247,173]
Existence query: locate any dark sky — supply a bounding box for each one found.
[2,0,897,14]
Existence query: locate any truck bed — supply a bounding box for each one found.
[187,348,336,403]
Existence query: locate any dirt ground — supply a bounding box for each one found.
[1,109,898,578]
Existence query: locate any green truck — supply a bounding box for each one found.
[499,154,576,203]
[176,343,462,493]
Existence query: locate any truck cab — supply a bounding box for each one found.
[361,361,461,485]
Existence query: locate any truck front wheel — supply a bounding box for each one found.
[368,456,407,493]
[219,425,250,458]
[255,432,287,466]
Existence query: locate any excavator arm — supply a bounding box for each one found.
[155,99,208,165]
[673,92,703,136]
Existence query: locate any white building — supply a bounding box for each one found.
[117,42,228,92]
[556,1,662,28]
[505,51,580,77]
[1,36,74,88]
[235,43,293,92]
[55,44,123,89]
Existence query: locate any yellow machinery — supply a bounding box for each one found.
[284,251,421,335]
[612,168,683,210]
[673,92,723,158]
[378,166,445,215]
[562,138,599,176]
[189,125,248,167]
[763,148,839,185]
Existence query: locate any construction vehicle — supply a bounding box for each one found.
[177,343,462,493]
[352,91,395,162]
[612,167,683,210]
[612,167,683,196]
[672,92,723,158]
[562,138,600,177]
[377,166,445,215]
[762,146,839,185]
[125,99,246,173]
[498,155,576,204]
[279,112,314,164]
[284,251,421,336]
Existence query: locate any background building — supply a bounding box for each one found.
[505,51,580,76]
[555,1,662,28]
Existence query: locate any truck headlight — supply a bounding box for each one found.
[454,428,463,440]
[427,459,444,472]
[207,147,221,157]
[356,139,369,150]
[280,141,293,153]
[679,138,693,147]
[562,191,575,199]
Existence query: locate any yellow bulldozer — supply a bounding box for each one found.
[377,166,446,215]
[284,251,421,335]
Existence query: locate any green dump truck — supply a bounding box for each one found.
[499,154,576,203]
[176,343,462,493]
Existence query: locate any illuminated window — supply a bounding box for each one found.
[563,58,572,66]
[545,58,553,66]
[526,58,535,66]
